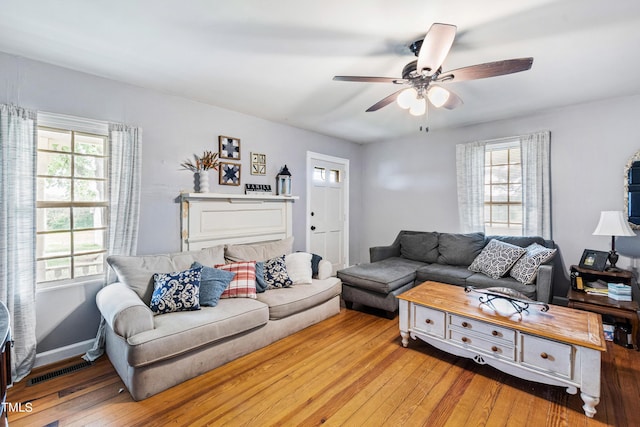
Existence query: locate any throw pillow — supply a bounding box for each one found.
[215,262,258,299]
[149,267,202,315]
[191,262,235,306]
[310,253,322,277]
[510,243,557,284]
[285,252,313,285]
[400,232,439,263]
[255,261,267,293]
[468,239,527,280]
[263,255,293,289]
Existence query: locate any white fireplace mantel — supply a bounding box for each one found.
[179,192,298,251]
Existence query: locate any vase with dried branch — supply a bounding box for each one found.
[181,151,219,193]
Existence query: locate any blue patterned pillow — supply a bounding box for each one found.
[191,262,235,306]
[264,255,293,289]
[150,267,202,314]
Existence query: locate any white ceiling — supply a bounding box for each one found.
[1,0,640,143]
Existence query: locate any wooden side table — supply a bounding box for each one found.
[567,288,639,350]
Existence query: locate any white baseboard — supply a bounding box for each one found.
[34,339,94,368]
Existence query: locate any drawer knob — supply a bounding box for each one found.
[491,346,498,352]
[425,319,432,324]
[491,330,499,336]
[461,322,469,328]
[461,337,469,343]
[540,352,549,359]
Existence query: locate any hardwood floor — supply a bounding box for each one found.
[7,308,640,426]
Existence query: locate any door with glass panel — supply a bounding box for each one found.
[307,153,348,274]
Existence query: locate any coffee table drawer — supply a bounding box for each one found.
[450,329,516,360]
[520,334,573,378]
[449,314,515,344]
[413,305,445,338]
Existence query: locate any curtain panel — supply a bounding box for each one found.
[521,131,551,239]
[84,123,142,362]
[456,141,486,233]
[0,104,38,381]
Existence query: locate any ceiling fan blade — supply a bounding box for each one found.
[366,89,405,112]
[437,57,534,82]
[416,23,457,76]
[333,76,406,84]
[441,89,463,110]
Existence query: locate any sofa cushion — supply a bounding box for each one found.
[126,298,269,367]
[257,277,341,319]
[337,257,425,294]
[149,267,202,314]
[465,273,537,299]
[486,235,547,248]
[263,255,293,289]
[416,264,475,286]
[469,239,527,280]
[225,237,294,262]
[509,243,557,284]
[215,262,258,299]
[107,246,226,305]
[437,232,485,266]
[285,252,313,284]
[191,262,235,307]
[400,232,439,263]
[254,261,267,293]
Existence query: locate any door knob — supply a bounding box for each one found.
[311,212,315,216]
[311,226,316,231]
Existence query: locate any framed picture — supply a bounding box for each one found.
[219,135,241,160]
[578,249,609,271]
[219,162,241,186]
[251,152,266,175]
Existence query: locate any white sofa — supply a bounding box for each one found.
[96,240,341,401]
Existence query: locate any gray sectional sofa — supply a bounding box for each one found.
[338,231,560,316]
[97,239,341,401]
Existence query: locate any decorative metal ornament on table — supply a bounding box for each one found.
[464,286,549,317]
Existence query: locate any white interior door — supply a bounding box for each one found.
[306,153,349,274]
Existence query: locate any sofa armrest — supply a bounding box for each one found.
[370,245,400,263]
[316,259,333,280]
[535,264,553,304]
[96,282,154,339]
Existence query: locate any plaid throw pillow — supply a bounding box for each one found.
[215,261,258,299]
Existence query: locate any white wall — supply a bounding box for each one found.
[0,52,363,355]
[361,94,640,300]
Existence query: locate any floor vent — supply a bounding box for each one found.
[27,360,93,386]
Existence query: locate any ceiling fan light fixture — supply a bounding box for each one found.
[396,88,418,109]
[409,97,427,116]
[427,85,450,108]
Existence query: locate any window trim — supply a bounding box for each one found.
[36,116,110,289]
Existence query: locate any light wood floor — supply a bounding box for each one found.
[7,308,640,426]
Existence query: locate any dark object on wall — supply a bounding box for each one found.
[578,249,608,271]
[628,160,640,226]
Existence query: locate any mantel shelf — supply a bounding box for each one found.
[180,192,299,201]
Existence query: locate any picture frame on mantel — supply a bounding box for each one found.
[219,135,241,160]
[219,162,241,186]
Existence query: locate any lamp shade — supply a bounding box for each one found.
[592,211,636,237]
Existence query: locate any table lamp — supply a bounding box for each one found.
[592,210,636,270]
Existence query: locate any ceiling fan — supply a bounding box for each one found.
[333,23,533,116]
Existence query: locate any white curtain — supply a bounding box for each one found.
[0,104,37,381]
[84,123,142,361]
[521,131,551,239]
[456,141,486,233]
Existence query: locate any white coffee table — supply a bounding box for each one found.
[397,281,606,418]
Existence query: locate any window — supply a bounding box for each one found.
[484,142,522,235]
[36,127,108,285]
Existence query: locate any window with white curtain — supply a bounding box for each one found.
[456,131,551,239]
[36,113,110,287]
